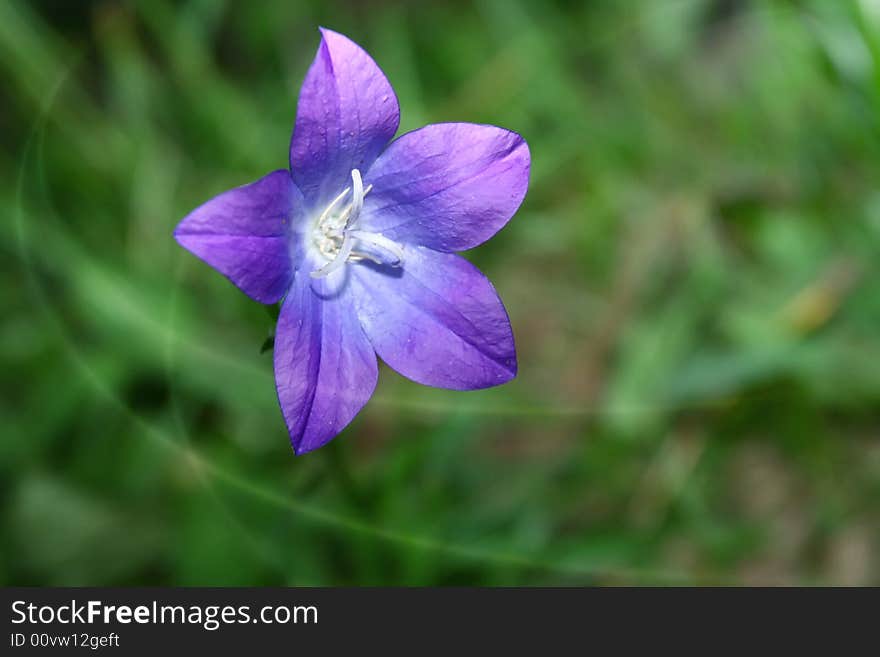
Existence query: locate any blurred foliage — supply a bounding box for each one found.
[1,0,879,585]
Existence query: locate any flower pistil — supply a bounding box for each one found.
[310,169,404,278]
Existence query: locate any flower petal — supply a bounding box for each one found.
[273,268,378,454]
[360,123,530,252]
[290,28,400,207]
[352,247,516,390]
[174,170,300,304]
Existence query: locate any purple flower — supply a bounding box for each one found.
[174,29,530,454]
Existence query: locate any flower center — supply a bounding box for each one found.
[310,169,404,278]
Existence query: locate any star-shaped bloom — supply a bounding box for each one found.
[174,29,530,454]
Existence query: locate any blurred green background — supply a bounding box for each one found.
[2,0,879,586]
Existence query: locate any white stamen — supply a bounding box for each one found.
[347,230,405,266]
[310,233,355,278]
[317,185,351,228]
